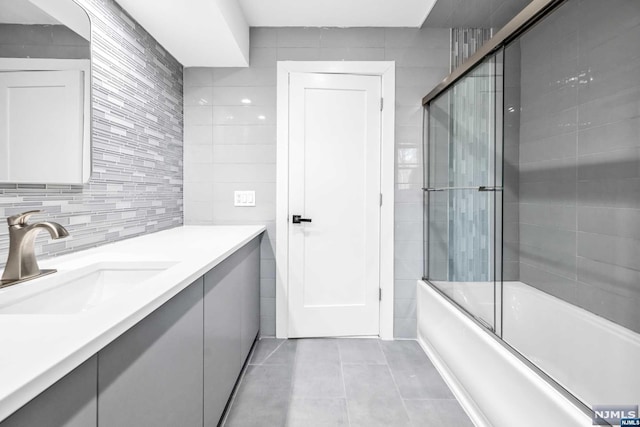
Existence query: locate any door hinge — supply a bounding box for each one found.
[379,288,382,301]
[379,193,383,206]
[380,98,384,111]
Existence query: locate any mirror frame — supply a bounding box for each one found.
[74,0,93,185]
[0,0,93,185]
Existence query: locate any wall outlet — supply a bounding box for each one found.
[234,190,255,207]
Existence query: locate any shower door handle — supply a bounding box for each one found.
[423,186,504,192]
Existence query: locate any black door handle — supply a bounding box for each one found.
[292,215,312,224]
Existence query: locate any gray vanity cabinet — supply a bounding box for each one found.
[240,238,260,361]
[97,278,204,427]
[0,356,97,427]
[203,245,243,426]
[0,235,262,427]
[204,237,260,426]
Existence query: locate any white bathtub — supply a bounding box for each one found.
[416,279,640,426]
[429,278,640,407]
[502,281,640,407]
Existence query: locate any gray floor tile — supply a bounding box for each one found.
[249,338,284,365]
[295,338,340,365]
[343,364,401,400]
[240,364,293,394]
[347,397,411,427]
[404,399,474,426]
[389,364,454,399]
[224,364,293,426]
[292,362,345,398]
[225,339,468,427]
[380,340,430,369]
[225,391,289,427]
[262,339,298,365]
[286,398,349,426]
[338,338,386,365]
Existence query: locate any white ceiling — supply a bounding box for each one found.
[116,0,250,67]
[0,0,60,25]
[239,0,438,27]
[114,0,438,67]
[29,0,90,40]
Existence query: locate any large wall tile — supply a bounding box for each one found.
[276,28,322,48]
[319,28,385,48]
[185,27,451,338]
[578,206,640,240]
[517,0,640,333]
[578,232,640,271]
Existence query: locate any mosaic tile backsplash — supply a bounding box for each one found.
[0,0,184,267]
[450,28,493,72]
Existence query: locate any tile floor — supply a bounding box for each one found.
[222,338,473,427]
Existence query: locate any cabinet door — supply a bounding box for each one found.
[98,278,204,427]
[203,250,242,426]
[0,356,97,427]
[240,237,260,361]
[203,237,262,426]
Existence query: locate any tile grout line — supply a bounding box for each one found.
[256,338,286,365]
[283,338,298,427]
[336,340,352,427]
[379,339,415,427]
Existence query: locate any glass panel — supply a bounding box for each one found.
[502,0,640,408]
[425,57,500,330]
[426,91,450,283]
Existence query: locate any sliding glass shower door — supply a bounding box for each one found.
[423,0,640,414]
[424,57,502,331]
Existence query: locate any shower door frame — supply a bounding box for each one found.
[420,0,599,422]
[422,100,595,422]
[422,54,501,335]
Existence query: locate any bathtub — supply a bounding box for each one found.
[416,280,640,426]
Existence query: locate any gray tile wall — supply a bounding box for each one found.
[184,27,450,338]
[516,0,640,333]
[0,24,90,59]
[0,0,183,267]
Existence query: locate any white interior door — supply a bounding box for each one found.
[288,72,381,338]
[0,70,84,183]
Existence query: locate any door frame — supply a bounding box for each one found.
[275,61,395,340]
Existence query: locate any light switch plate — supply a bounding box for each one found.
[234,190,255,207]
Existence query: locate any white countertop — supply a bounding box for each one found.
[0,225,265,422]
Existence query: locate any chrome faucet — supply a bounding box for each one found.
[1,210,69,288]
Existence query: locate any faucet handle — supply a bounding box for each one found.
[7,210,43,226]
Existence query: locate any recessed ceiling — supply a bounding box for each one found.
[115,0,440,67]
[115,0,250,67]
[239,0,438,27]
[0,0,60,25]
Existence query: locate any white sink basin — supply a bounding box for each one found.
[0,261,176,315]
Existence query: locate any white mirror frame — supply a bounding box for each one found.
[0,0,92,185]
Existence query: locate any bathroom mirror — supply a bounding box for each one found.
[0,0,92,184]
